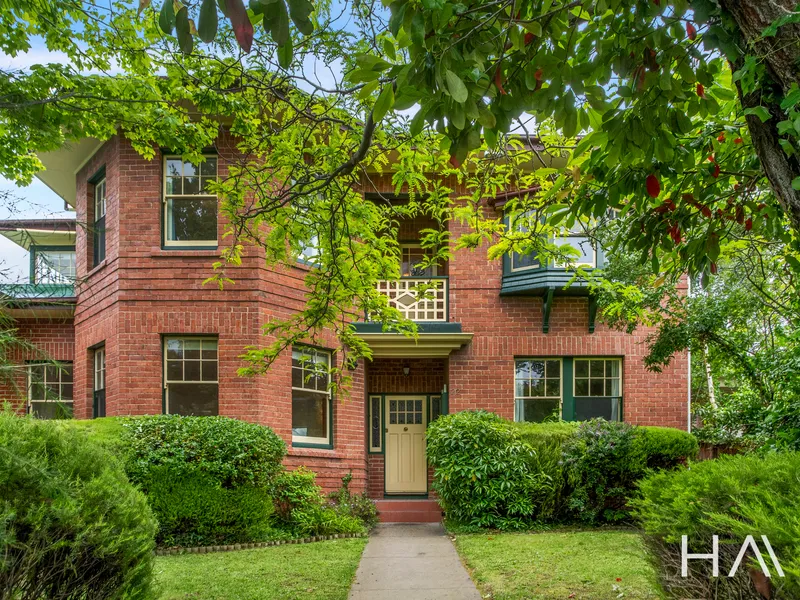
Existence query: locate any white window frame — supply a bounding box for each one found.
[94,346,106,392]
[573,357,623,398]
[163,336,219,414]
[514,357,563,422]
[553,232,597,268]
[162,155,218,248]
[509,210,541,272]
[291,347,332,446]
[33,248,76,284]
[400,244,439,277]
[27,362,74,418]
[94,178,106,221]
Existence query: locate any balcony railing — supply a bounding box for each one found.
[376,277,448,322]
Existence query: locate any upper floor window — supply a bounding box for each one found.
[401,244,439,277]
[508,210,595,270]
[553,232,596,268]
[510,211,540,272]
[164,336,219,415]
[93,178,106,266]
[32,247,76,284]
[28,362,73,419]
[291,346,332,447]
[163,155,218,247]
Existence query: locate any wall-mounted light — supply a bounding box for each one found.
[403,365,410,376]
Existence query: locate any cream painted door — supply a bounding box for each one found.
[384,396,427,494]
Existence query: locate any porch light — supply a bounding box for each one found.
[403,365,410,376]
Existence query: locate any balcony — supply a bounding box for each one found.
[352,276,472,357]
[376,277,448,322]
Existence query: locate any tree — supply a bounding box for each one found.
[1,0,799,378]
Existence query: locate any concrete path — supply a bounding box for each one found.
[348,523,482,600]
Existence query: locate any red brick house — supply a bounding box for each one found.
[0,133,689,514]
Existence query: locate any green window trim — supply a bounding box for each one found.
[30,245,77,285]
[514,357,623,423]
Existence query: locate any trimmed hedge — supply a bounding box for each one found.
[634,452,800,599]
[0,412,157,599]
[427,411,698,528]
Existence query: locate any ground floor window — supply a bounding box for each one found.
[164,336,219,416]
[514,357,622,423]
[28,362,73,419]
[93,345,106,418]
[291,346,332,447]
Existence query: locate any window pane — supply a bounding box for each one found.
[291,366,303,388]
[292,390,328,439]
[561,235,594,265]
[202,361,218,382]
[200,158,217,176]
[590,379,605,396]
[575,359,589,377]
[575,378,589,396]
[167,360,183,381]
[61,365,73,383]
[165,177,180,195]
[515,379,530,398]
[182,161,197,176]
[202,340,218,359]
[184,360,201,381]
[166,159,183,177]
[575,397,620,422]
[61,384,73,400]
[529,378,545,397]
[168,383,219,416]
[606,360,620,377]
[545,360,560,377]
[201,177,215,193]
[31,401,73,420]
[512,251,539,270]
[590,360,605,377]
[545,378,560,397]
[167,339,183,359]
[45,365,59,383]
[167,198,217,242]
[515,360,532,379]
[530,360,545,379]
[606,378,621,397]
[183,176,200,195]
[521,399,559,423]
[430,396,441,421]
[370,397,381,449]
[184,340,201,359]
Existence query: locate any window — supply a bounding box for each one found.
[93,346,106,418]
[164,337,218,415]
[291,347,332,446]
[28,362,73,419]
[553,232,596,268]
[401,245,438,277]
[510,211,540,272]
[368,395,381,452]
[430,395,442,422]
[515,358,561,422]
[32,247,76,284]
[163,155,218,247]
[574,358,622,421]
[93,178,106,266]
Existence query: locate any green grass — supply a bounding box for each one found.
[155,539,367,600]
[453,529,663,600]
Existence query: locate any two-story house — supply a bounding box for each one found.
[0,132,689,520]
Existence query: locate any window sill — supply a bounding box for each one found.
[150,249,219,258]
[289,445,340,458]
[85,260,108,278]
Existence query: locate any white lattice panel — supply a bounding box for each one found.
[376,278,447,321]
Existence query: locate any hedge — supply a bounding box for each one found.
[634,452,800,599]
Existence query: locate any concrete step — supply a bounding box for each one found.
[375,499,443,523]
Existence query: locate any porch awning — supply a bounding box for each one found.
[357,332,473,358]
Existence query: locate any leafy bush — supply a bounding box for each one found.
[562,419,647,523]
[271,467,365,536]
[124,415,286,487]
[327,472,379,530]
[635,425,699,469]
[634,453,800,599]
[140,466,281,547]
[0,412,157,599]
[427,411,551,529]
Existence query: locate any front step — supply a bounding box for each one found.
[375,499,442,523]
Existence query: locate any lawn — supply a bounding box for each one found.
[453,529,663,600]
[155,538,367,600]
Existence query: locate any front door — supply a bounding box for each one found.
[384,396,427,494]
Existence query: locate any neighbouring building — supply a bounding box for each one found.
[0,132,689,518]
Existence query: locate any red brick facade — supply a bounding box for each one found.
[3,133,689,499]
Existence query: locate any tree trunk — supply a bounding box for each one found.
[719,0,800,233]
[703,344,718,409]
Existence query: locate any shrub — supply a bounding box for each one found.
[123,414,286,487]
[327,473,379,530]
[561,419,647,523]
[272,467,366,536]
[636,425,699,469]
[427,411,551,529]
[0,412,157,599]
[633,452,800,599]
[140,466,280,547]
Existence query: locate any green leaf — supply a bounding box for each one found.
[159,0,176,34]
[373,85,395,122]
[277,39,293,69]
[744,106,771,123]
[792,176,800,191]
[382,38,396,62]
[356,80,379,100]
[445,70,468,104]
[264,0,290,46]
[198,0,218,43]
[409,109,427,137]
[287,0,314,35]
[175,6,194,54]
